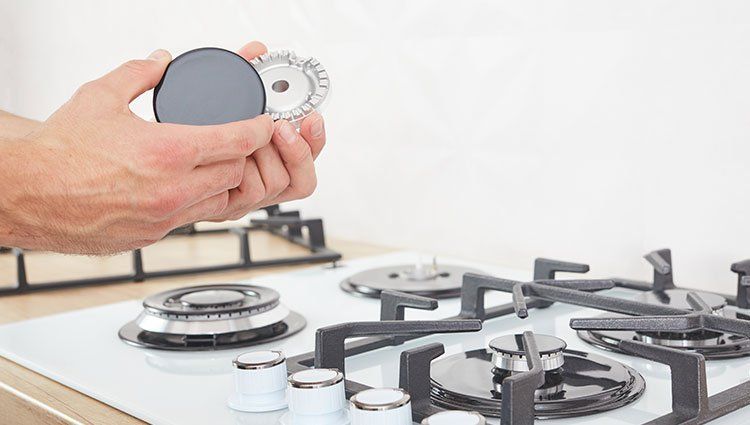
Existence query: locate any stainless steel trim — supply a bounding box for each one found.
[491,350,565,372]
[135,304,290,335]
[233,350,286,370]
[350,388,411,411]
[288,369,343,389]
[637,333,723,347]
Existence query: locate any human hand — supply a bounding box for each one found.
[205,41,326,221]
[0,49,274,254]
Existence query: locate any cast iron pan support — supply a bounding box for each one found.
[500,331,545,425]
[619,340,708,423]
[460,273,615,320]
[731,259,750,309]
[380,290,438,345]
[615,336,750,424]
[644,249,676,292]
[533,258,590,308]
[399,342,446,418]
[569,292,750,339]
[314,319,482,374]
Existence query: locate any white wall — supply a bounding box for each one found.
[1,0,749,293]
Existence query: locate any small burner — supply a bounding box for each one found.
[340,258,483,299]
[430,334,645,419]
[489,334,566,372]
[119,284,305,351]
[578,289,750,359]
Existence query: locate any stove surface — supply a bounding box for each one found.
[0,252,748,425]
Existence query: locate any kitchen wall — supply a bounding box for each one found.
[1,0,749,293]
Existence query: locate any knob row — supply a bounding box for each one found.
[228,350,485,424]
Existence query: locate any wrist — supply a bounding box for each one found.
[0,134,54,249]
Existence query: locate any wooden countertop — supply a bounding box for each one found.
[0,231,390,425]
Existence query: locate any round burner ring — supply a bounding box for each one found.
[144,284,280,318]
[118,284,305,351]
[340,264,485,299]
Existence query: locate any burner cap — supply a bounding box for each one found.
[181,289,245,307]
[340,261,484,299]
[153,47,266,125]
[489,334,566,372]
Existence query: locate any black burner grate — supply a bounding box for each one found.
[286,251,750,424]
[0,206,341,296]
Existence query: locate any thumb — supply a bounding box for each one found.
[98,49,172,103]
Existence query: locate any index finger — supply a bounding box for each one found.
[157,114,274,165]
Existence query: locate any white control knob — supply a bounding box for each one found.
[350,388,412,425]
[421,410,486,425]
[287,368,346,415]
[227,350,288,412]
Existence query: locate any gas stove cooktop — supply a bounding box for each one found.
[0,250,749,425]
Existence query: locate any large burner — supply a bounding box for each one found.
[578,289,750,359]
[340,258,483,299]
[118,284,305,351]
[430,334,645,419]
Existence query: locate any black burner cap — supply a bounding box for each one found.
[153,47,266,125]
[489,334,567,356]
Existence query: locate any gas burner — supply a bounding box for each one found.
[577,289,750,359]
[118,284,305,351]
[429,333,645,419]
[340,258,483,299]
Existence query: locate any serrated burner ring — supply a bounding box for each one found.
[250,50,329,124]
[119,284,306,351]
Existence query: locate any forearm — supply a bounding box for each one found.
[0,110,42,138]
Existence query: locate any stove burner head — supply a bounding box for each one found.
[339,259,484,299]
[118,284,305,351]
[489,334,566,372]
[179,289,246,307]
[429,343,644,419]
[577,289,750,359]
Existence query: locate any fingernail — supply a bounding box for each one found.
[147,49,169,61]
[279,121,298,145]
[310,115,325,139]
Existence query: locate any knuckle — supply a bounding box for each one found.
[240,182,266,208]
[288,143,312,165]
[229,160,245,188]
[269,172,290,198]
[73,81,98,98]
[72,80,113,105]
[210,192,230,216]
[295,175,318,199]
